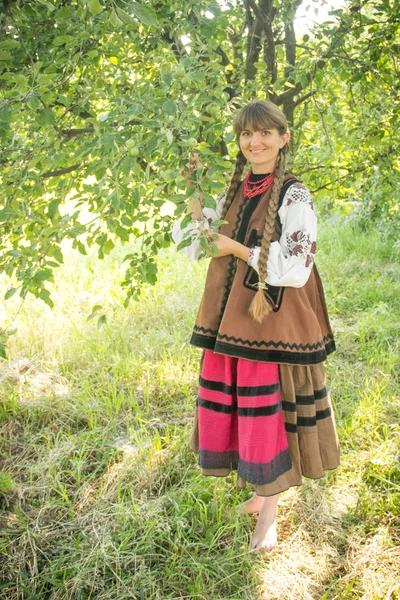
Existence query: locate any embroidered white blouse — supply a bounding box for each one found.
[172,182,317,288]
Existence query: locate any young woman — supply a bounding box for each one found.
[172,100,340,552]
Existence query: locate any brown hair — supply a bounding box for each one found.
[223,100,290,323]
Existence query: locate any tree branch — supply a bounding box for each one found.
[293,90,316,107]
[61,127,94,138]
[41,164,82,179]
[0,0,11,34]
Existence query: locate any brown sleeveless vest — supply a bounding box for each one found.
[190,175,335,365]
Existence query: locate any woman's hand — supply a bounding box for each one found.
[182,153,203,188]
[183,153,204,218]
[202,231,250,262]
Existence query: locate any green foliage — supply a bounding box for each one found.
[0,0,399,312]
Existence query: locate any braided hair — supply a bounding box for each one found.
[249,145,288,323]
[227,100,290,323]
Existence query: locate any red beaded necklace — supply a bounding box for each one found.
[244,170,275,198]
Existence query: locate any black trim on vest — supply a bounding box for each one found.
[217,332,334,351]
[190,332,336,364]
[194,325,218,336]
[212,339,336,365]
[218,191,247,323]
[243,245,285,312]
[236,194,263,244]
[191,332,217,350]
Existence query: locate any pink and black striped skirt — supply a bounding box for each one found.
[190,350,340,497]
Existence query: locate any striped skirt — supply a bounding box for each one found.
[190,350,340,497]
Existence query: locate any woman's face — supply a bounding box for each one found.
[239,126,290,174]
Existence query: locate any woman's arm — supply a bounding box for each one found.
[247,183,317,287]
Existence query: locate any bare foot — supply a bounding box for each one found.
[249,494,279,552]
[237,493,264,515]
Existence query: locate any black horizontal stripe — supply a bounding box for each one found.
[198,396,237,414]
[314,386,328,400]
[295,394,316,405]
[285,422,297,434]
[285,407,332,432]
[197,397,283,417]
[282,400,296,412]
[199,376,236,395]
[298,415,317,427]
[317,407,332,420]
[237,383,280,397]
[238,401,282,417]
[296,387,327,404]
[297,407,332,428]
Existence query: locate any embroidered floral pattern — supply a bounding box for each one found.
[248,247,256,266]
[286,230,317,268]
[284,184,314,211]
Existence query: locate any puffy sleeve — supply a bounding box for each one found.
[247,182,317,287]
[171,190,227,260]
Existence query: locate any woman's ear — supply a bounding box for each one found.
[280,130,291,148]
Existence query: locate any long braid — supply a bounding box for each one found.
[221,150,247,220]
[249,146,288,323]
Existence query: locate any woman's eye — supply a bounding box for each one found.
[262,130,270,135]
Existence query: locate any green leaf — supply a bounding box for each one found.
[0,342,6,359]
[180,213,194,229]
[53,35,73,46]
[0,51,13,61]
[210,219,228,227]
[110,8,124,27]
[202,193,217,210]
[177,235,195,250]
[39,289,54,309]
[87,304,103,321]
[36,109,56,126]
[48,199,61,220]
[128,2,159,27]
[298,73,309,89]
[5,287,17,300]
[35,270,52,282]
[121,156,135,176]
[48,246,63,263]
[199,236,209,252]
[0,40,21,50]
[162,101,177,116]
[103,239,115,255]
[97,314,107,329]
[0,109,12,123]
[36,0,56,10]
[208,243,220,257]
[76,241,87,256]
[116,226,130,241]
[88,0,104,16]
[144,135,159,154]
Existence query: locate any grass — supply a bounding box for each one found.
[0,220,399,600]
